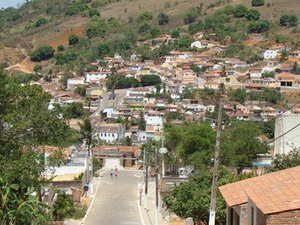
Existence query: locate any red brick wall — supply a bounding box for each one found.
[267,210,300,225]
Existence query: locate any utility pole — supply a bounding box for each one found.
[208,87,223,225]
[155,148,159,225]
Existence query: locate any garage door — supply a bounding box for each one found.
[104,157,122,169]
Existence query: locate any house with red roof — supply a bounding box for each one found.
[219,166,300,225]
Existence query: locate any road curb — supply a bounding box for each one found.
[80,170,106,225]
[137,199,146,225]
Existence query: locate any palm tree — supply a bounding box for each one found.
[78,118,93,156]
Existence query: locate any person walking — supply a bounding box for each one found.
[110,169,114,178]
[114,166,118,177]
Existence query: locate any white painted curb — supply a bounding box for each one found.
[81,170,106,225]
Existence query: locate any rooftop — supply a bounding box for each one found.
[219,166,300,215]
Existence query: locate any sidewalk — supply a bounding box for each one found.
[137,181,169,225]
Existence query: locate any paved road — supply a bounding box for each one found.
[85,170,143,225]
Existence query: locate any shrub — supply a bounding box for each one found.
[68,34,79,45]
[184,7,200,24]
[35,17,48,28]
[55,52,78,65]
[248,20,270,33]
[188,21,203,34]
[171,30,180,38]
[89,9,100,17]
[138,23,151,33]
[158,12,169,25]
[66,3,89,16]
[245,9,260,21]
[251,0,264,7]
[30,45,55,62]
[137,12,153,22]
[234,5,248,18]
[86,18,106,38]
[280,15,299,27]
[57,45,65,52]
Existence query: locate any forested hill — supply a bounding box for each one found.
[0,0,299,73]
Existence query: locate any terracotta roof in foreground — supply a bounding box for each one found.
[219,166,300,215]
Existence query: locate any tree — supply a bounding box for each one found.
[55,52,78,65]
[0,73,71,224]
[165,123,215,168]
[184,7,200,24]
[163,167,251,224]
[266,148,300,173]
[280,15,298,27]
[230,88,247,103]
[30,45,55,62]
[251,0,264,6]
[150,27,160,38]
[63,103,84,119]
[74,86,86,97]
[78,118,93,156]
[158,12,169,25]
[262,71,275,78]
[222,121,268,174]
[248,20,270,33]
[140,75,161,86]
[86,18,106,38]
[188,21,203,34]
[123,136,132,146]
[233,4,248,18]
[245,9,260,21]
[137,11,153,22]
[68,34,79,45]
[66,2,89,16]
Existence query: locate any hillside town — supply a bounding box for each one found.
[1,0,300,225]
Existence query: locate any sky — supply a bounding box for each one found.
[0,0,26,9]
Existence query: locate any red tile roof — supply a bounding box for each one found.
[219,166,300,215]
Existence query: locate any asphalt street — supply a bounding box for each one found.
[85,170,143,225]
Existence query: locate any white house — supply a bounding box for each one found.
[248,68,262,78]
[263,50,278,60]
[145,111,163,133]
[96,123,125,143]
[191,41,207,49]
[85,71,111,83]
[67,77,85,90]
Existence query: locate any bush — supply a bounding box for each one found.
[245,9,260,21]
[184,7,200,24]
[234,4,248,18]
[63,103,84,119]
[68,34,79,45]
[66,3,89,16]
[171,30,180,38]
[251,0,264,6]
[140,74,161,86]
[55,52,78,65]
[248,20,270,33]
[137,12,153,22]
[106,75,140,89]
[280,15,299,27]
[150,28,160,38]
[158,12,169,25]
[57,45,65,52]
[30,45,55,62]
[138,23,151,33]
[35,17,48,28]
[89,9,100,17]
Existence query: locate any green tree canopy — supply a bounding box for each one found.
[35,17,48,28]
[140,74,161,86]
[280,15,299,27]
[30,45,55,62]
[0,72,72,224]
[222,121,268,174]
[245,9,260,21]
[248,20,270,33]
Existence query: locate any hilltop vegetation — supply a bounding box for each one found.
[0,0,299,73]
